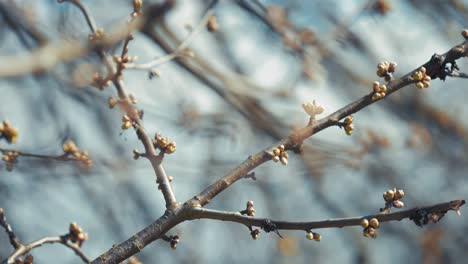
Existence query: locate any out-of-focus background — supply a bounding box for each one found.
[0,0,467,263]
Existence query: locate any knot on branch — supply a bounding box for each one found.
[427,42,466,81]
[411,200,465,227]
[261,219,277,233]
[262,219,283,238]
[410,209,447,227]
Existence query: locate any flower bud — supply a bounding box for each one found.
[272,148,280,156]
[369,218,380,229]
[393,200,405,208]
[280,157,288,165]
[462,29,468,39]
[122,121,132,130]
[313,233,321,241]
[395,189,405,199]
[383,190,394,201]
[361,218,369,228]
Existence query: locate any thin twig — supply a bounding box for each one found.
[6,235,90,264]
[126,9,214,70]
[0,208,22,249]
[0,148,83,162]
[59,0,178,208]
[187,200,465,231]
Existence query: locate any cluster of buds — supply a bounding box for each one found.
[305,231,322,242]
[376,61,397,81]
[381,188,405,212]
[250,228,260,240]
[169,235,179,250]
[302,100,324,124]
[270,144,288,165]
[132,0,142,17]
[13,255,33,264]
[68,222,88,245]
[88,28,105,42]
[410,67,431,89]
[113,51,137,78]
[240,200,256,216]
[342,116,354,136]
[0,120,18,143]
[207,15,218,32]
[371,81,387,100]
[121,115,133,130]
[361,218,380,238]
[462,29,468,40]
[2,151,19,171]
[63,140,92,168]
[154,133,176,154]
[91,72,111,90]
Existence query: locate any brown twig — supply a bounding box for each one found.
[0,208,22,249]
[58,0,178,209]
[5,235,90,264]
[187,200,465,231]
[1,209,90,264]
[126,9,214,71]
[0,148,84,162]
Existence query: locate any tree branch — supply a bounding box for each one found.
[91,10,468,264]
[187,39,468,207]
[126,8,214,71]
[187,200,465,231]
[0,208,21,250]
[1,208,90,264]
[59,0,178,209]
[5,235,90,264]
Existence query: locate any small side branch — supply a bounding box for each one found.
[59,0,178,209]
[6,235,90,264]
[187,200,465,231]
[0,208,21,249]
[126,9,214,71]
[1,209,90,264]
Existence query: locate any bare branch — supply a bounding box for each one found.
[58,0,179,208]
[0,148,88,163]
[187,200,465,231]
[0,208,22,249]
[187,39,468,207]
[6,235,90,264]
[126,9,214,71]
[1,209,90,264]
